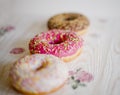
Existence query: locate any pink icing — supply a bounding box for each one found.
[29,29,83,57]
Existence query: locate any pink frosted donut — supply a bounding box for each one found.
[29,29,83,62]
[9,54,68,95]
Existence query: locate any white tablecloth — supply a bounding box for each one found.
[0,0,120,95]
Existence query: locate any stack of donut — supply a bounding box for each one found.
[9,13,89,95]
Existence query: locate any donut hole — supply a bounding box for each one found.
[49,35,67,44]
[49,39,64,44]
[65,16,77,21]
[35,60,49,71]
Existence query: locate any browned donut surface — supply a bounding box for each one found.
[48,13,89,32]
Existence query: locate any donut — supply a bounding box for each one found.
[48,13,89,35]
[29,29,83,62]
[9,54,68,95]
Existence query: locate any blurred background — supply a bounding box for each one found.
[0,0,120,21]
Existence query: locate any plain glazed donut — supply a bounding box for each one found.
[48,13,89,35]
[29,29,83,62]
[9,54,68,95]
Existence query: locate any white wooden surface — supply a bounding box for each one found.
[0,0,120,95]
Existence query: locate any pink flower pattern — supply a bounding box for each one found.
[76,71,93,82]
[68,68,93,89]
[68,71,76,76]
[3,26,14,32]
[0,26,14,35]
[10,48,25,54]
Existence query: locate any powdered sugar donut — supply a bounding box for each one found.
[29,29,83,62]
[9,54,68,95]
